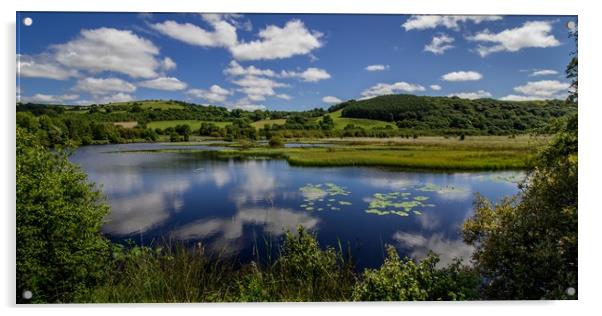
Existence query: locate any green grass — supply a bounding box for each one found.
[321,110,396,130]
[144,136,545,170]
[147,120,231,130]
[76,228,477,302]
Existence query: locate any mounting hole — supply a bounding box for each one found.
[22,290,32,300]
[23,17,33,26]
[566,287,576,296]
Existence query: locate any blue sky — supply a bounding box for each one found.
[16,12,576,111]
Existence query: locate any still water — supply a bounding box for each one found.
[70,143,524,269]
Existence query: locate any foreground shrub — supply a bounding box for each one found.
[16,128,111,303]
[352,246,479,301]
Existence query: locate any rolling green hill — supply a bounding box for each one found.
[336,94,576,134]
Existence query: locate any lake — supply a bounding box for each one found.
[70,143,524,269]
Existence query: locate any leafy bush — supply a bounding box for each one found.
[352,246,479,301]
[16,128,111,303]
[268,136,285,148]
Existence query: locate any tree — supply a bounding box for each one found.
[17,128,111,303]
[319,115,334,130]
[462,24,578,299]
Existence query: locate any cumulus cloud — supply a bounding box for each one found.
[138,77,188,91]
[529,69,559,77]
[322,96,342,104]
[223,60,277,77]
[187,84,231,103]
[276,94,292,100]
[448,90,492,99]
[499,94,548,101]
[231,103,267,111]
[468,21,560,57]
[230,20,323,61]
[430,84,442,91]
[441,71,483,81]
[52,27,164,78]
[97,93,135,104]
[402,15,502,31]
[160,57,177,71]
[224,60,330,83]
[74,77,136,95]
[361,81,425,99]
[509,80,569,99]
[280,67,331,82]
[424,34,455,54]
[17,54,78,80]
[151,16,237,48]
[365,64,389,72]
[21,93,79,104]
[231,75,288,101]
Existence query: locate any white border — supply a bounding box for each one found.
[2,1,600,315]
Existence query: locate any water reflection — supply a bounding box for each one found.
[392,231,474,267]
[173,207,319,254]
[70,143,523,269]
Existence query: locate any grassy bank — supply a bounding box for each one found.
[140,136,546,170]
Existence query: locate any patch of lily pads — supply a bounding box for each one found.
[365,191,435,217]
[299,183,352,212]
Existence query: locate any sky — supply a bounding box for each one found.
[16,12,577,111]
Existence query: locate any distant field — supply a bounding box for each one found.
[113,121,138,128]
[322,110,395,130]
[147,120,231,130]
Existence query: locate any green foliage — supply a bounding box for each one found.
[352,246,479,301]
[342,94,575,135]
[268,136,285,148]
[16,128,111,303]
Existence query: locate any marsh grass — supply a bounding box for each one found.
[77,227,478,303]
[78,228,358,302]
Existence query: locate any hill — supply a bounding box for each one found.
[334,94,576,134]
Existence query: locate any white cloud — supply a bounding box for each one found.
[187,84,231,103]
[160,57,177,71]
[138,77,187,91]
[224,60,330,83]
[17,54,78,80]
[365,64,389,72]
[430,84,442,91]
[424,34,455,54]
[74,77,136,95]
[499,94,549,101]
[402,15,502,31]
[53,27,163,78]
[468,21,560,57]
[276,94,292,100]
[151,15,237,48]
[223,60,277,77]
[231,103,267,111]
[361,81,425,99]
[21,93,79,104]
[512,80,569,97]
[97,93,135,104]
[529,69,559,76]
[441,71,483,81]
[322,96,342,104]
[448,90,492,99]
[229,20,323,61]
[232,75,288,101]
[280,67,331,82]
